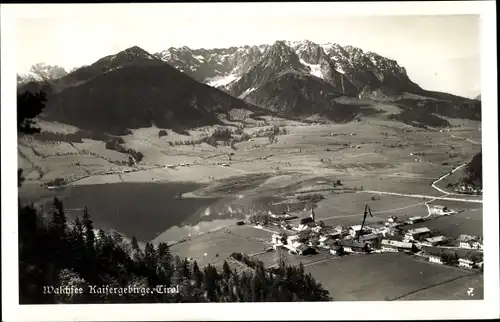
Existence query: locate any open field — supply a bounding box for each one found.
[396,272,483,300]
[169,228,268,267]
[405,207,483,237]
[303,253,482,301]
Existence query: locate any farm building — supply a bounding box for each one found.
[429,205,449,215]
[428,255,443,265]
[404,216,424,224]
[404,227,432,241]
[328,230,343,240]
[458,258,474,269]
[340,241,369,254]
[423,236,447,246]
[348,225,371,238]
[330,245,343,255]
[295,244,316,256]
[359,233,384,248]
[321,238,338,249]
[271,234,287,248]
[380,239,415,253]
[387,216,398,223]
[300,217,315,225]
[458,235,483,250]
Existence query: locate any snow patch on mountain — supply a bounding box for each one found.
[206,74,240,87]
[299,59,324,79]
[194,55,205,62]
[238,87,256,99]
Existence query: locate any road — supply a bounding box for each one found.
[363,190,482,204]
[451,134,481,145]
[431,163,467,195]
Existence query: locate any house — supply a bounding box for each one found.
[405,216,424,224]
[424,236,447,246]
[430,205,449,215]
[322,239,338,249]
[300,217,314,226]
[428,254,443,264]
[330,245,343,255]
[387,216,398,223]
[295,244,315,256]
[359,233,383,249]
[348,225,370,238]
[404,227,432,241]
[286,235,300,245]
[340,241,369,253]
[458,235,483,250]
[381,239,415,252]
[271,234,287,249]
[458,258,474,269]
[296,224,312,232]
[329,231,343,240]
[311,226,322,233]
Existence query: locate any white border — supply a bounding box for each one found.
[2,2,498,321]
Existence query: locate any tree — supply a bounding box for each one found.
[192,261,203,289]
[29,63,68,82]
[50,197,67,238]
[82,207,96,253]
[222,261,231,280]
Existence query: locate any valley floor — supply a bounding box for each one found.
[18,115,483,301]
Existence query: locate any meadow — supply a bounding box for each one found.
[303,253,482,301]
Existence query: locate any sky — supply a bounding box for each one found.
[12,3,482,98]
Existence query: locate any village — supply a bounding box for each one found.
[249,202,484,271]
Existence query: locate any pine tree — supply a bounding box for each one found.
[82,207,95,252]
[50,197,67,238]
[156,242,173,286]
[222,260,231,280]
[192,261,203,289]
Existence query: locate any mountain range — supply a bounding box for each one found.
[18,40,481,134]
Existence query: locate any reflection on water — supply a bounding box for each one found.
[152,218,242,244]
[21,181,311,244]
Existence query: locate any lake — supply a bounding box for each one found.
[19,182,293,243]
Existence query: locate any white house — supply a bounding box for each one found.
[381,239,414,252]
[424,236,447,246]
[348,225,370,237]
[387,216,398,223]
[428,255,443,264]
[405,216,424,224]
[405,227,432,241]
[430,205,449,215]
[458,258,474,269]
[458,235,483,250]
[271,234,286,248]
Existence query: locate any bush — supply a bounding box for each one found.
[212,128,233,141]
[44,177,66,187]
[171,128,190,136]
[105,138,144,163]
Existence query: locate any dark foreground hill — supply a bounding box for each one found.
[43,64,263,134]
[19,47,266,135]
